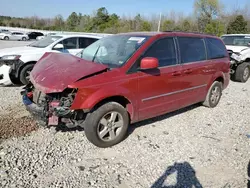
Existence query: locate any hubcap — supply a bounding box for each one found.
[210,86,220,104]
[97,111,123,141]
[243,67,249,81]
[25,70,31,81]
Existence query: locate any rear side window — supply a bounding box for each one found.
[206,38,228,59]
[79,37,99,48]
[143,37,177,67]
[178,37,206,64]
[61,37,77,49]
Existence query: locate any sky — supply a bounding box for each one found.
[0,0,249,19]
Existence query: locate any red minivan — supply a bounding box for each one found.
[21,32,230,147]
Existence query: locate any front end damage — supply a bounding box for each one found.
[228,51,244,74]
[0,58,24,85]
[21,84,87,128]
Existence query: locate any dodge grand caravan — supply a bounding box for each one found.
[21,32,230,148]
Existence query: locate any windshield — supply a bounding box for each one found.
[29,36,62,48]
[80,35,150,68]
[222,36,250,47]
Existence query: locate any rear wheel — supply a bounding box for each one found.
[4,36,9,40]
[233,62,250,83]
[20,64,35,85]
[84,102,129,148]
[22,37,27,41]
[203,81,222,108]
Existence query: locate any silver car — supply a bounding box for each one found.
[0,32,29,41]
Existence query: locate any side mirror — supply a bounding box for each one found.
[53,43,64,49]
[140,57,159,70]
[247,43,250,47]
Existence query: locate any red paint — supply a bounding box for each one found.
[140,57,159,70]
[30,52,108,93]
[31,32,230,123]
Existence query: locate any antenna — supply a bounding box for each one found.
[157,12,162,32]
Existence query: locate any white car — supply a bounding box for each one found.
[221,34,250,82]
[36,32,58,40]
[0,34,104,86]
[0,32,29,41]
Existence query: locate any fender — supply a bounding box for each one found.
[70,85,137,120]
[207,71,225,91]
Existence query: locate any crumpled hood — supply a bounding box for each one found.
[0,46,44,57]
[226,45,249,53]
[30,52,108,93]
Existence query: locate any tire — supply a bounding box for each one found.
[22,37,27,41]
[20,64,35,85]
[84,102,129,148]
[4,36,9,40]
[203,81,222,108]
[233,62,250,83]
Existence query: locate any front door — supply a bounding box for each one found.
[136,37,184,121]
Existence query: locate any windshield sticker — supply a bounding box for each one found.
[128,37,145,44]
[118,61,123,64]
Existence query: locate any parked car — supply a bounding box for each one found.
[0,29,10,33]
[221,34,250,82]
[21,31,230,148]
[0,31,28,41]
[27,32,44,40]
[0,34,103,85]
[36,32,58,40]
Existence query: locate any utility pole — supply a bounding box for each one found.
[157,12,162,32]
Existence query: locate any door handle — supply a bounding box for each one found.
[183,69,192,74]
[172,71,182,76]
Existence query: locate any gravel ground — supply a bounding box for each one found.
[0,41,250,188]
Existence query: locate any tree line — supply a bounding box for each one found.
[0,0,249,35]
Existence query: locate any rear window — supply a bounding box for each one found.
[206,38,228,59]
[178,37,206,64]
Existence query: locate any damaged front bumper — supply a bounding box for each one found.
[21,86,85,128]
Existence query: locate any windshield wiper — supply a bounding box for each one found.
[92,45,101,62]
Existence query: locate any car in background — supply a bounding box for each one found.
[221,34,250,82]
[21,31,230,148]
[0,29,10,33]
[36,32,58,40]
[27,32,44,40]
[0,34,104,86]
[0,31,28,41]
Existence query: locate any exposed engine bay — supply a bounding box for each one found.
[21,84,86,128]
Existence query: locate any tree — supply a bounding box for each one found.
[54,14,64,30]
[66,12,79,30]
[194,0,222,32]
[227,15,248,34]
[205,20,224,36]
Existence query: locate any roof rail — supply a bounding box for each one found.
[163,30,216,36]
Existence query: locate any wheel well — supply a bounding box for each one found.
[215,77,224,84]
[92,96,132,118]
[18,61,36,78]
[245,58,250,63]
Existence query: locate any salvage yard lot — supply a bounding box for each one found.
[0,41,250,188]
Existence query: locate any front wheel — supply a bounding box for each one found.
[203,81,222,108]
[4,36,9,40]
[84,102,129,148]
[233,62,250,83]
[20,64,35,85]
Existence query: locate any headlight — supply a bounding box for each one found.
[1,55,21,60]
